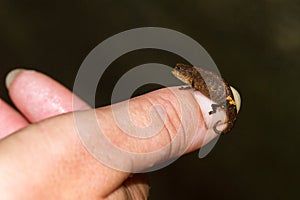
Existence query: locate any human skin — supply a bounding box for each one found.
[0,69,220,199]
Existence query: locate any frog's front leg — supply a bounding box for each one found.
[179,85,192,90]
[179,79,195,90]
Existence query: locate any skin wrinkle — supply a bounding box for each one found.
[145,95,173,148]
[144,88,189,162]
[107,187,130,200]
[137,87,204,157]
[151,89,182,138]
[123,186,132,200]
[108,176,148,200]
[125,175,149,200]
[143,88,204,162]
[154,95,183,157]
[91,87,203,174]
[163,90,201,155]
[144,95,175,164]
[101,104,155,154]
[134,96,171,154]
[155,93,182,139]
[100,89,184,154]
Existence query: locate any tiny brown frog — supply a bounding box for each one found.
[172,63,241,134]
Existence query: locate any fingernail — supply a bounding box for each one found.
[193,91,227,133]
[6,69,25,89]
[193,86,241,134]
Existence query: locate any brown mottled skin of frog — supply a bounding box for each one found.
[172,63,238,134]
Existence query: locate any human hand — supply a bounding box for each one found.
[0,69,225,199]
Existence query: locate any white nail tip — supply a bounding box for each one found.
[5,69,24,89]
[230,86,241,113]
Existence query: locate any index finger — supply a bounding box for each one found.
[0,99,28,138]
[6,69,90,123]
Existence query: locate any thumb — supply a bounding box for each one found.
[0,86,238,199]
[76,86,223,173]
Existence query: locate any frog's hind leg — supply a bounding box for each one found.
[213,120,223,135]
[209,101,227,115]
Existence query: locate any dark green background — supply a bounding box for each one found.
[0,0,299,199]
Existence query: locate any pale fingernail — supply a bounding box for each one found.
[193,87,241,134]
[193,91,227,134]
[5,69,25,89]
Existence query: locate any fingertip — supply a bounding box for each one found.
[0,99,28,138]
[7,69,90,122]
[5,69,26,89]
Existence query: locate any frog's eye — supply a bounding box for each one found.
[175,64,184,70]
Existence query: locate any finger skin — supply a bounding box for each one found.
[0,86,215,199]
[0,99,28,138]
[8,70,90,123]
[105,174,149,200]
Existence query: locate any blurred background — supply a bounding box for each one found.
[0,0,299,199]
